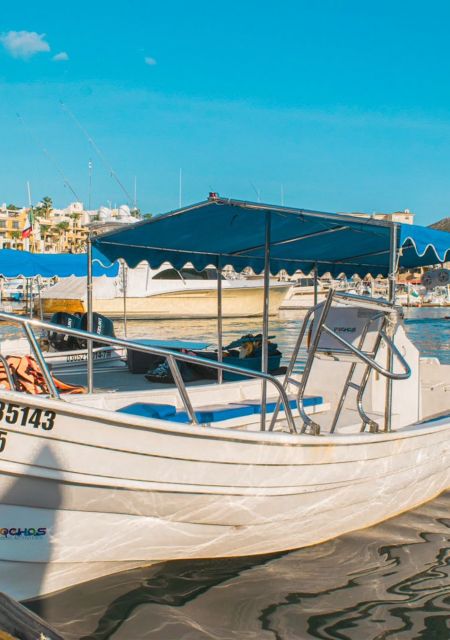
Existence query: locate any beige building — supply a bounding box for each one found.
[0,206,29,250]
[343,209,415,225]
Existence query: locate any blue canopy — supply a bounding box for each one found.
[0,249,119,278]
[92,197,450,277]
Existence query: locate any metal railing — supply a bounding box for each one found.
[301,290,411,434]
[0,311,297,433]
[270,289,412,435]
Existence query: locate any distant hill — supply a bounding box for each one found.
[430,217,450,232]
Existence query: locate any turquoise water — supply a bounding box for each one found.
[18,310,450,638]
[29,493,450,639]
[403,307,450,364]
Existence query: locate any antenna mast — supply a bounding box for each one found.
[17,113,81,201]
[60,100,132,204]
[88,159,93,210]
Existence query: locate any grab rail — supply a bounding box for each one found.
[0,311,297,433]
[333,291,398,311]
[288,288,411,435]
[322,326,411,380]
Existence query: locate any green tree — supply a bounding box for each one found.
[142,213,153,220]
[7,204,20,211]
[10,230,21,247]
[36,196,53,219]
[70,212,81,226]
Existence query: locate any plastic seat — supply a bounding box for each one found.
[172,403,255,423]
[117,402,255,423]
[118,402,176,420]
[239,395,323,414]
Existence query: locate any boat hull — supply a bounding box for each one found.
[0,390,449,600]
[40,284,291,319]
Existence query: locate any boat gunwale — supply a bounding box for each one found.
[0,387,448,449]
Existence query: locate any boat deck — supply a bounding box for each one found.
[56,359,401,435]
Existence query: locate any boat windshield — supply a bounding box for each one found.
[153,267,225,281]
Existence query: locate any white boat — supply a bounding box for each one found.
[279,276,327,310]
[0,195,449,602]
[39,263,291,319]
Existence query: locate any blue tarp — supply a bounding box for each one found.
[92,197,450,278]
[0,249,119,278]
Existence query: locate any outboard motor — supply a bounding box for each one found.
[47,312,82,352]
[77,312,116,349]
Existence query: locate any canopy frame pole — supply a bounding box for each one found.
[261,212,271,431]
[122,261,128,338]
[30,278,34,318]
[384,223,398,432]
[217,256,223,384]
[87,236,94,394]
[313,262,319,305]
[37,276,43,321]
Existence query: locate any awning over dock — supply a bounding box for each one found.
[0,249,119,278]
[93,196,450,277]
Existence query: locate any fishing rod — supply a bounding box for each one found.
[59,100,132,204]
[16,112,81,202]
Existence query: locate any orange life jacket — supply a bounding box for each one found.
[0,355,86,395]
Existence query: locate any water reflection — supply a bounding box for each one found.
[28,493,450,639]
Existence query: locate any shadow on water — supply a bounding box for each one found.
[0,444,61,601]
[26,493,450,640]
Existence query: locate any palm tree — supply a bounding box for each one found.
[55,221,70,251]
[35,196,53,219]
[70,212,81,225]
[10,230,21,249]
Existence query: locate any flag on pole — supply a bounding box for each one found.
[22,210,33,239]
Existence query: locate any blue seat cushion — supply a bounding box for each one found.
[239,395,323,414]
[172,403,255,423]
[118,402,176,419]
[117,397,324,424]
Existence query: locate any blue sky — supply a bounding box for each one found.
[1,1,450,224]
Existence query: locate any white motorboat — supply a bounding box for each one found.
[39,263,291,319]
[0,195,449,601]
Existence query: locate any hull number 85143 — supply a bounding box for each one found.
[0,401,55,431]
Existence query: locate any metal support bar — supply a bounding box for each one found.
[166,355,199,425]
[329,321,372,433]
[357,329,385,432]
[333,290,396,311]
[322,326,410,380]
[384,223,398,431]
[37,276,44,321]
[22,323,59,398]
[87,236,94,394]
[298,289,335,434]
[217,257,223,384]
[28,278,33,319]
[122,261,128,338]
[313,263,318,305]
[261,212,271,431]
[268,303,319,432]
